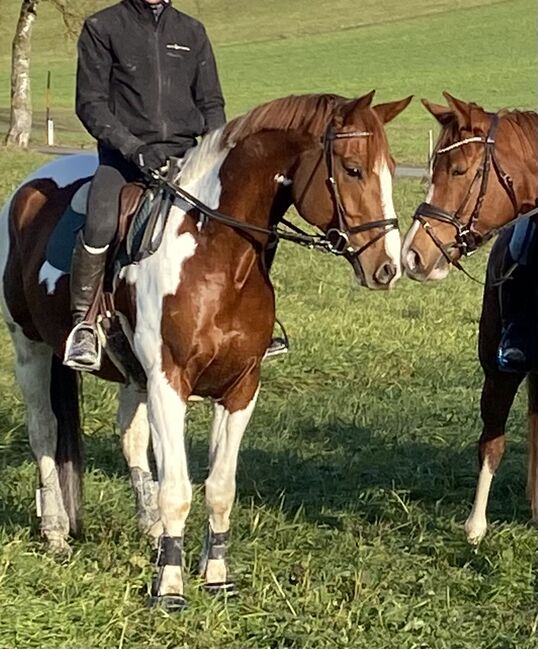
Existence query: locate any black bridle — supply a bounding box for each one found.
[413,113,519,268]
[149,121,399,262]
[322,125,399,257]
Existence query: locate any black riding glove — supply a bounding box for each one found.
[131,144,169,172]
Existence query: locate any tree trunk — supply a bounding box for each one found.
[5,0,40,148]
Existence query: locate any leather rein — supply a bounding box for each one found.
[411,113,534,281]
[149,123,398,259]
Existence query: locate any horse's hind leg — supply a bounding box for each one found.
[465,259,526,545]
[11,327,71,553]
[199,373,260,593]
[117,383,161,544]
[527,372,538,524]
[465,369,524,544]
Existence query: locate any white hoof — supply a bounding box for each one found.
[464,515,487,545]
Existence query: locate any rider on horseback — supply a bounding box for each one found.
[67,0,287,371]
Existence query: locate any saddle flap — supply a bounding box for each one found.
[117,182,146,241]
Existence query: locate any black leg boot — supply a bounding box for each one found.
[63,233,108,372]
[496,261,533,373]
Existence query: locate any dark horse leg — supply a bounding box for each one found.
[527,372,538,524]
[465,238,526,544]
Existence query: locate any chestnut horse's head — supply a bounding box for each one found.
[403,92,538,282]
[290,91,412,289]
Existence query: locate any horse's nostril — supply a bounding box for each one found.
[406,248,423,272]
[374,261,398,285]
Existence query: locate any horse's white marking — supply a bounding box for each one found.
[377,158,401,285]
[38,261,66,295]
[11,326,70,547]
[203,387,260,584]
[0,154,99,300]
[274,174,292,186]
[122,128,230,596]
[464,457,494,544]
[401,182,449,280]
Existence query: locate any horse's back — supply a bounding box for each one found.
[0,154,98,343]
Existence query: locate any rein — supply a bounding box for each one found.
[412,112,528,281]
[148,124,399,259]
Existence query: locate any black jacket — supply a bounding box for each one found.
[76,0,226,159]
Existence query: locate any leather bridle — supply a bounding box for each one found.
[413,113,519,265]
[322,124,399,258]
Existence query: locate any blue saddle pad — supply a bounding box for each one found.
[46,205,86,273]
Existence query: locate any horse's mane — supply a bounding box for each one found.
[221,93,390,171]
[223,94,343,145]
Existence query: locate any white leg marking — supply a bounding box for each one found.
[377,158,402,285]
[203,387,260,584]
[147,374,189,596]
[464,457,494,544]
[12,327,70,548]
[117,384,162,538]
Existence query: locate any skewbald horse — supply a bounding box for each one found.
[1,90,411,608]
[401,92,538,544]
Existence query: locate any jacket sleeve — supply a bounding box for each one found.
[191,27,226,133]
[76,18,144,157]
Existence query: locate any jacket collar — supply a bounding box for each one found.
[124,0,171,18]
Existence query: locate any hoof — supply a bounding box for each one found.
[204,581,238,597]
[464,516,487,546]
[148,593,188,612]
[45,534,72,559]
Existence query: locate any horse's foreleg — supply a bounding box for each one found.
[465,369,524,544]
[200,375,260,593]
[117,384,161,544]
[146,372,190,610]
[12,328,70,553]
[527,372,538,524]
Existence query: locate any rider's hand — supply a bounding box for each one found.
[131,144,169,173]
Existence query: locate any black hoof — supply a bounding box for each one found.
[148,593,188,612]
[204,581,238,597]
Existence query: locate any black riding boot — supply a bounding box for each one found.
[497,260,534,373]
[63,233,108,371]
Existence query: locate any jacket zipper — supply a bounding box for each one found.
[154,21,166,141]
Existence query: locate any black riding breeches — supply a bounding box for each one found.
[84,147,143,248]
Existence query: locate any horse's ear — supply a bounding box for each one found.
[442,92,473,129]
[373,95,413,124]
[421,98,454,125]
[335,90,376,127]
[343,89,376,115]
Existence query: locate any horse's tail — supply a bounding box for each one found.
[527,372,538,523]
[50,354,84,536]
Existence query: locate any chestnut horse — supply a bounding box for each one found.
[1,91,411,608]
[401,92,538,544]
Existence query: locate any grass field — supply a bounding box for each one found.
[0,0,536,162]
[0,0,537,647]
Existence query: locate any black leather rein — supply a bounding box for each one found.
[149,123,399,259]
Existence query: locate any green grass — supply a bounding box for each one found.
[0,149,535,648]
[0,0,536,646]
[0,0,536,162]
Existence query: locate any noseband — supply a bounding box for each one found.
[413,113,518,262]
[322,125,399,257]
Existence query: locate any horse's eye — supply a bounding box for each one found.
[344,165,363,179]
[451,167,467,176]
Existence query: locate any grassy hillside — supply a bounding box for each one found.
[0,149,535,648]
[0,0,536,162]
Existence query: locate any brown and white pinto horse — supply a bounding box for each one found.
[1,91,411,608]
[401,93,538,545]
